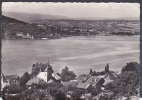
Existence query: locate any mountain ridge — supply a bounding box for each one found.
[2,11,139,22]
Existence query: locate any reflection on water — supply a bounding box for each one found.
[2,36,140,76]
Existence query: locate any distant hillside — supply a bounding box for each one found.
[2,15,27,24]
[3,11,139,22]
[2,15,140,39]
[2,11,71,22]
[1,15,67,39]
[75,17,139,21]
[2,15,40,38]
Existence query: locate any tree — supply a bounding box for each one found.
[61,67,77,82]
[105,71,139,96]
[91,85,101,96]
[90,69,92,74]
[55,88,66,100]
[105,63,110,73]
[91,71,97,76]
[70,89,83,100]
[121,62,139,73]
[47,82,64,95]
[105,62,140,97]
[20,72,30,86]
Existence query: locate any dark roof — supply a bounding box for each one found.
[63,81,78,87]
[93,78,105,87]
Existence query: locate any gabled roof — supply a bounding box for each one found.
[37,71,60,82]
[92,78,101,87]
[26,77,46,86]
[52,73,60,80]
[6,75,20,81]
[77,83,90,89]
[86,76,99,85]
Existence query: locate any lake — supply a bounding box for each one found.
[2,36,140,76]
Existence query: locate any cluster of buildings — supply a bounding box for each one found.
[3,21,140,40]
[1,62,61,92]
[16,33,33,39]
[1,61,140,100]
[1,62,115,90]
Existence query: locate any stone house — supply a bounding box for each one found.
[6,75,20,88]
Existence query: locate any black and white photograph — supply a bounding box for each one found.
[1,2,140,100]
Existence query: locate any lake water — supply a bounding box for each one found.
[2,36,140,76]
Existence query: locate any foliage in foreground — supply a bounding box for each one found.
[105,62,139,97]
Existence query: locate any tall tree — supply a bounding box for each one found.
[61,67,76,82]
[20,72,30,86]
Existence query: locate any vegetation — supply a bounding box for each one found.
[91,85,102,96]
[60,67,77,82]
[2,62,139,100]
[2,15,140,39]
[20,72,30,86]
[105,62,139,97]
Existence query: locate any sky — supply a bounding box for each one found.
[2,2,140,18]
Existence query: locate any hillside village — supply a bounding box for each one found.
[2,61,139,100]
[2,15,140,39]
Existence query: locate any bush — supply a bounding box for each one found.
[70,89,83,100]
[7,87,22,94]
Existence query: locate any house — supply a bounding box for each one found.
[5,75,20,88]
[103,77,113,86]
[86,76,99,85]
[27,62,61,86]
[92,78,105,87]
[77,74,87,82]
[37,63,61,83]
[22,33,31,39]
[77,83,92,93]
[86,76,105,87]
[16,33,23,37]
